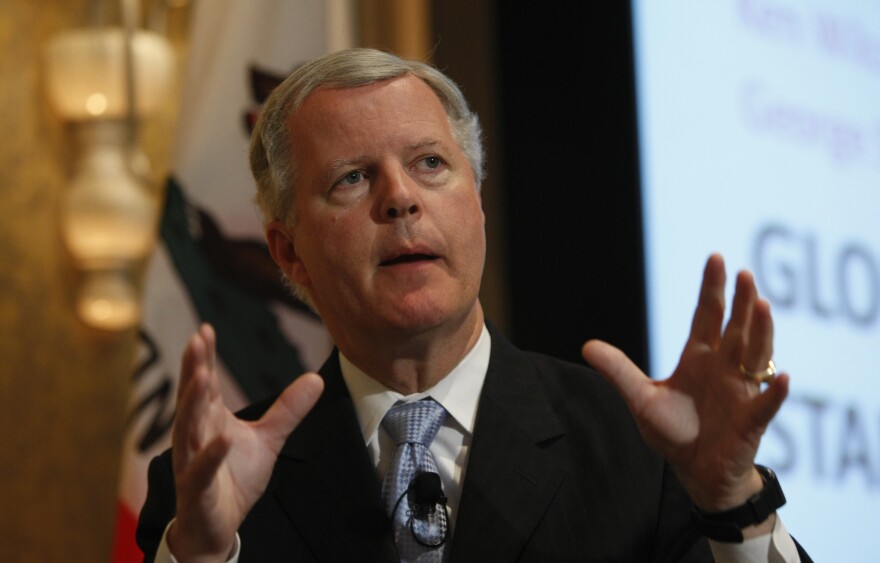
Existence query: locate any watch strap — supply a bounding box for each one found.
[691,465,787,543]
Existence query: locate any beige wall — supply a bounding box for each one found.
[359,0,432,61]
[0,1,185,560]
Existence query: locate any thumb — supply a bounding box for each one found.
[259,373,324,450]
[582,339,653,411]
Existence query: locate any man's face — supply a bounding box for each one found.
[276,75,486,343]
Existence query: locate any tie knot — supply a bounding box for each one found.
[382,399,446,447]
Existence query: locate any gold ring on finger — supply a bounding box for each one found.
[739,360,777,383]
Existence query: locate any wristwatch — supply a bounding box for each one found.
[691,465,787,543]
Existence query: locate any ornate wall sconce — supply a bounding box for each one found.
[44,10,174,331]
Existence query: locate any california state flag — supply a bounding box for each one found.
[111,2,351,559]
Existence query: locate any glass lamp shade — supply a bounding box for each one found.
[61,122,156,268]
[44,27,174,120]
[76,270,141,331]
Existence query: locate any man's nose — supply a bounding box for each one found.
[378,167,422,221]
[385,203,418,219]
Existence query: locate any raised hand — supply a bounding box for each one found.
[168,324,324,561]
[582,254,789,513]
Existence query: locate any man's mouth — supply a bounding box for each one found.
[380,253,438,266]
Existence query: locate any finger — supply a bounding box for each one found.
[172,361,211,473]
[179,329,208,402]
[748,372,789,429]
[258,373,324,451]
[739,298,774,376]
[180,433,232,494]
[174,327,218,471]
[582,340,653,413]
[200,324,217,376]
[688,254,727,347]
[720,271,758,363]
[199,324,223,401]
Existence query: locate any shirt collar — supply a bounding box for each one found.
[339,324,491,446]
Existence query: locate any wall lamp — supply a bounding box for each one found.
[44,5,173,331]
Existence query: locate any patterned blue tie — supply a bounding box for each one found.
[382,399,448,562]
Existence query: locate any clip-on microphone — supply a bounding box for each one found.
[391,471,450,548]
[411,472,447,516]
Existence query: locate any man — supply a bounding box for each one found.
[137,48,809,562]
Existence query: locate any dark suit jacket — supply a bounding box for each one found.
[137,324,807,562]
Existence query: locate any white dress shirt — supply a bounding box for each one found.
[339,324,491,530]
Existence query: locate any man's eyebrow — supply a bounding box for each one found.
[321,158,365,185]
[325,139,449,176]
[327,156,367,173]
[406,139,445,152]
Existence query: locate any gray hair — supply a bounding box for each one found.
[249,48,485,225]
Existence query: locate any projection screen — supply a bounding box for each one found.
[632,1,880,560]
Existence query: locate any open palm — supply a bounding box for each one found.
[583,254,789,511]
[168,324,324,561]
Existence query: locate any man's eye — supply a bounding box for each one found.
[423,156,442,169]
[342,171,364,185]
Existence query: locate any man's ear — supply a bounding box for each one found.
[265,220,309,285]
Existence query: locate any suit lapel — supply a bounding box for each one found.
[451,326,566,562]
[265,327,566,562]
[272,353,398,562]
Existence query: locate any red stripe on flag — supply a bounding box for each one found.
[110,500,143,563]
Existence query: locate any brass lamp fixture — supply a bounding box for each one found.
[44,2,174,331]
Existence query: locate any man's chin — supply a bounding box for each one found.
[377,295,481,336]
